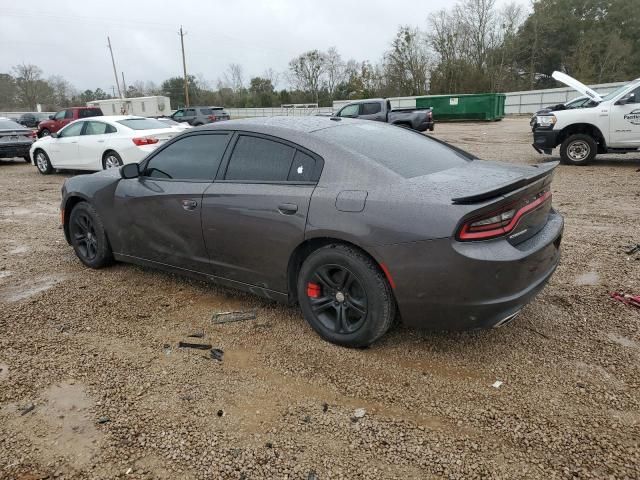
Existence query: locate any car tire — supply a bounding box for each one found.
[23,154,30,163]
[34,150,53,174]
[102,151,123,170]
[297,244,395,348]
[39,129,50,138]
[68,202,113,269]
[560,134,597,166]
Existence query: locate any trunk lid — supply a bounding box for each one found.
[136,128,178,144]
[552,71,603,103]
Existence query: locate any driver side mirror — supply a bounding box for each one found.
[51,132,58,138]
[48,115,53,119]
[616,95,636,105]
[120,163,140,179]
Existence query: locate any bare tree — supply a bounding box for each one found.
[288,50,327,103]
[325,47,346,100]
[263,68,280,89]
[223,63,245,93]
[383,26,430,96]
[13,64,51,109]
[48,75,76,107]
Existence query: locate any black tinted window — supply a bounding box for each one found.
[64,110,74,119]
[314,123,471,178]
[79,108,102,118]
[199,108,214,115]
[225,136,295,182]
[288,151,315,182]
[361,103,381,115]
[146,134,230,181]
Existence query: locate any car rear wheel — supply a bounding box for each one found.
[34,150,53,174]
[297,244,395,347]
[102,151,123,169]
[69,202,113,269]
[560,134,597,166]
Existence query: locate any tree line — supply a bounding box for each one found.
[2,0,639,111]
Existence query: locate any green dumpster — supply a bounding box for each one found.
[415,93,506,121]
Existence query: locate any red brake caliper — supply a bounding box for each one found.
[307,282,321,299]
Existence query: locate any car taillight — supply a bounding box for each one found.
[458,190,552,241]
[208,115,216,121]
[30,130,37,138]
[132,137,159,146]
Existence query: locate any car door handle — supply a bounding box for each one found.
[181,199,198,211]
[278,203,298,215]
[97,140,104,143]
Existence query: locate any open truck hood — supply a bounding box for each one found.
[552,71,603,103]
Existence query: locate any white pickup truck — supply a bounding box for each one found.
[532,72,640,165]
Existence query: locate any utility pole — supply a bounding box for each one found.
[121,72,127,98]
[179,26,190,107]
[111,86,116,98]
[107,36,122,99]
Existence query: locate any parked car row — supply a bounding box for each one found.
[0,117,37,162]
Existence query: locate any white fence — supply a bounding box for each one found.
[504,81,626,114]
[225,106,333,118]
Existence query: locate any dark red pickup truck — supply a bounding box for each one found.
[37,107,103,137]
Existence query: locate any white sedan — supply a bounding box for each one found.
[30,115,179,174]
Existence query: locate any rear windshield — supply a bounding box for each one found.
[0,119,25,130]
[117,118,169,130]
[79,108,103,118]
[314,123,471,178]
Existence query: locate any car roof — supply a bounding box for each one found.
[341,98,385,104]
[202,116,351,134]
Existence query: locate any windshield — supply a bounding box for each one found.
[314,122,470,178]
[0,119,26,130]
[117,118,170,130]
[601,84,630,101]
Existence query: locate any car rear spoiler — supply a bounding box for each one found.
[451,161,559,204]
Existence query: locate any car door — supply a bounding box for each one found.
[113,132,231,272]
[201,133,321,293]
[183,108,197,125]
[47,121,84,167]
[337,104,359,118]
[171,109,185,123]
[609,86,640,147]
[358,102,385,122]
[78,121,117,170]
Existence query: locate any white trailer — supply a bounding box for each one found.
[87,96,172,117]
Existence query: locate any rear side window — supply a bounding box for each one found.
[314,123,471,178]
[145,134,230,181]
[288,151,315,182]
[360,103,381,115]
[199,108,214,115]
[64,110,74,119]
[83,121,116,135]
[225,136,295,182]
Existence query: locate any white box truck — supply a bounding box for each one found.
[87,96,172,118]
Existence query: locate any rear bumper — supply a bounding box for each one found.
[532,129,560,154]
[0,143,31,158]
[374,211,564,330]
[416,120,435,132]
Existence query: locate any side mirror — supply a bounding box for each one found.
[120,163,140,179]
[616,95,635,105]
[48,115,53,119]
[51,132,58,138]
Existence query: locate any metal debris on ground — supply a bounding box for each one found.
[97,416,110,424]
[492,381,504,389]
[178,341,213,350]
[187,330,205,338]
[624,244,640,255]
[211,309,257,324]
[354,408,366,418]
[610,292,640,309]
[210,348,224,361]
[19,403,35,415]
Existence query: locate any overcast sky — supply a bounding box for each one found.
[2,0,528,93]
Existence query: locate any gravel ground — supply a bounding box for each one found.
[1,117,639,479]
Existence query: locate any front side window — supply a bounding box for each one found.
[145,134,230,181]
[621,87,640,104]
[185,109,196,116]
[225,135,295,182]
[83,121,116,135]
[173,109,184,119]
[64,110,74,119]
[58,121,84,138]
[338,104,359,117]
[360,102,381,115]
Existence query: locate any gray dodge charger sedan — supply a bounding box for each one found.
[61,116,563,347]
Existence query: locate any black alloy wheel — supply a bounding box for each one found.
[307,264,368,335]
[71,210,99,262]
[68,202,113,269]
[297,244,395,347]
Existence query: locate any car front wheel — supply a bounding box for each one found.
[560,134,597,166]
[34,150,53,174]
[297,244,395,347]
[69,202,113,269]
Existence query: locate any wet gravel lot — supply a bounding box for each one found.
[1,117,639,479]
